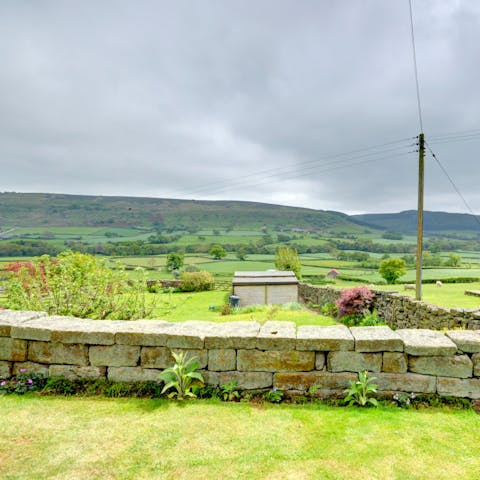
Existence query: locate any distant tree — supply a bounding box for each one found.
[382,231,403,240]
[423,251,443,267]
[209,244,227,260]
[444,253,461,267]
[212,229,220,236]
[275,247,301,279]
[166,251,184,272]
[236,246,248,261]
[378,258,407,284]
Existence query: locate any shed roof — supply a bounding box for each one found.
[232,270,299,286]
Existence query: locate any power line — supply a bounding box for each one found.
[164,136,415,199]
[172,149,415,198]
[408,0,424,133]
[429,127,480,139]
[425,140,480,229]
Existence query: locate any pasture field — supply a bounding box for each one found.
[1,395,479,480]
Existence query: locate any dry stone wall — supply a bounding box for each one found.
[1,310,480,399]
[299,283,480,330]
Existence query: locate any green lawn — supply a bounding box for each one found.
[151,291,335,326]
[1,396,479,479]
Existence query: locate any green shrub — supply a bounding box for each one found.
[159,352,204,399]
[4,251,152,320]
[343,371,378,407]
[321,302,338,318]
[180,270,215,292]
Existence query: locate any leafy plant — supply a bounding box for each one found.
[336,286,374,322]
[264,387,284,403]
[358,310,385,326]
[4,251,152,320]
[393,392,417,408]
[180,270,215,292]
[378,258,407,284]
[275,246,301,279]
[209,244,227,260]
[220,381,240,402]
[159,352,204,399]
[0,370,46,395]
[321,302,338,318]
[343,371,378,407]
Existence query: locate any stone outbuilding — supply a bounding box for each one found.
[232,270,299,307]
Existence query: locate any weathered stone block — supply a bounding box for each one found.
[114,320,176,346]
[315,352,325,370]
[50,317,116,345]
[473,353,480,377]
[208,349,236,371]
[256,321,296,350]
[28,341,89,366]
[274,371,356,391]
[0,310,47,336]
[141,347,207,369]
[409,355,472,378]
[203,371,272,390]
[446,330,480,353]
[13,361,49,376]
[396,329,457,356]
[164,322,207,349]
[0,361,11,378]
[0,338,27,361]
[204,322,260,349]
[237,349,314,372]
[49,365,106,380]
[296,325,354,351]
[89,345,140,367]
[327,351,382,373]
[437,377,480,399]
[382,352,407,373]
[375,373,436,393]
[11,317,58,341]
[108,367,161,383]
[141,346,172,368]
[350,326,403,352]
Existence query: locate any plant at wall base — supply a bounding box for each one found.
[220,381,240,402]
[320,302,338,318]
[159,352,204,399]
[393,392,417,409]
[343,371,378,407]
[264,387,284,403]
[0,370,46,395]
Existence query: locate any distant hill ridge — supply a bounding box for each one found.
[0,192,477,234]
[352,210,480,234]
[0,192,357,230]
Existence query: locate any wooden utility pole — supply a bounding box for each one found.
[415,133,425,300]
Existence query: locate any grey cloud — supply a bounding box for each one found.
[0,0,479,215]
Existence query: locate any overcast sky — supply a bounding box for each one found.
[1,0,479,214]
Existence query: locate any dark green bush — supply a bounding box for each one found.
[180,270,215,292]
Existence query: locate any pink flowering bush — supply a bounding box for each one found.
[336,286,374,325]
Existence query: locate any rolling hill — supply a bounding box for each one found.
[0,192,364,231]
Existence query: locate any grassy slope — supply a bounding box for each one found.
[0,192,364,230]
[1,396,479,480]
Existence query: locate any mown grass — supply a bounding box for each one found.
[0,395,479,480]
[151,291,335,326]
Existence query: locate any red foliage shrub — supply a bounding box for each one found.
[336,286,374,318]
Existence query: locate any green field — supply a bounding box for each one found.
[1,395,479,479]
